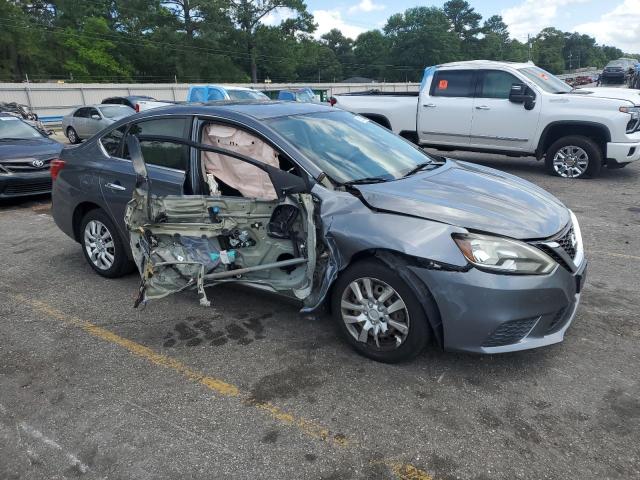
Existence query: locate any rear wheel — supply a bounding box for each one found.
[331,260,430,363]
[66,127,80,144]
[80,209,134,278]
[545,135,602,178]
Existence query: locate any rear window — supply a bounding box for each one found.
[100,105,134,118]
[226,89,269,101]
[431,70,475,98]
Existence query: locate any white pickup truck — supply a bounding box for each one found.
[332,60,640,178]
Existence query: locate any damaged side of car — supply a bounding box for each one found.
[124,129,320,309]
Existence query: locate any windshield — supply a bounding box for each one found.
[518,66,572,93]
[0,116,43,139]
[227,89,269,101]
[267,111,435,183]
[100,105,135,118]
[295,90,316,102]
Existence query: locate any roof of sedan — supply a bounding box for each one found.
[143,100,334,120]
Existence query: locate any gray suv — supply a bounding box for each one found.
[52,102,587,362]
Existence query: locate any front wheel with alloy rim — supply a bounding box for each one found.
[331,260,431,363]
[545,135,602,178]
[80,209,134,278]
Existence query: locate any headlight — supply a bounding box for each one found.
[453,233,556,275]
[620,106,640,133]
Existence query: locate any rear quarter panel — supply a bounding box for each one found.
[333,95,419,134]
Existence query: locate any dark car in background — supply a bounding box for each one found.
[0,113,63,199]
[51,102,586,362]
[601,58,638,84]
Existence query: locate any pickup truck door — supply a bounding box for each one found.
[417,69,476,146]
[470,70,541,151]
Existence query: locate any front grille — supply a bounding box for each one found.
[482,317,539,347]
[0,157,53,173]
[3,179,52,195]
[556,226,577,258]
[534,222,577,271]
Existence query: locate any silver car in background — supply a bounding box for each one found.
[62,104,135,144]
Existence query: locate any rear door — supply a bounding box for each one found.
[469,69,541,152]
[417,69,476,146]
[98,116,191,237]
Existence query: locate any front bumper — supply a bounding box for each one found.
[607,141,640,165]
[410,260,587,354]
[0,170,52,198]
[601,72,625,81]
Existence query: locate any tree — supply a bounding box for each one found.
[384,7,461,81]
[353,30,390,81]
[227,0,314,82]
[320,29,355,78]
[533,27,565,73]
[443,0,481,40]
[480,15,510,60]
[60,17,134,80]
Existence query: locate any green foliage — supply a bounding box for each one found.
[0,0,632,83]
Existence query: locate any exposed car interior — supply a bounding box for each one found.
[125,121,315,307]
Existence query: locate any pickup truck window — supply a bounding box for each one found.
[267,111,436,184]
[518,67,571,94]
[430,70,475,98]
[478,71,520,99]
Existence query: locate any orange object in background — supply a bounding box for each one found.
[438,79,448,89]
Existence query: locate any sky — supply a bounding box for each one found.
[266,0,640,53]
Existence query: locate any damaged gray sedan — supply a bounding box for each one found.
[52,102,587,362]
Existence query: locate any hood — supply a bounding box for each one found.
[356,160,570,240]
[573,87,640,105]
[0,137,63,161]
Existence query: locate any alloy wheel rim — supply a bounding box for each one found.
[84,220,115,270]
[68,129,76,142]
[553,146,589,178]
[340,277,410,350]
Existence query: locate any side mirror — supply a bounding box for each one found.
[267,168,309,198]
[509,83,536,110]
[91,114,101,120]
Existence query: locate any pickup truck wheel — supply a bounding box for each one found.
[80,209,134,278]
[331,260,430,363]
[545,136,602,178]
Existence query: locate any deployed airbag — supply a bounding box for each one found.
[201,124,279,200]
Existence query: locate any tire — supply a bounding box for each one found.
[79,209,134,278]
[66,127,80,144]
[331,259,430,363]
[545,135,602,179]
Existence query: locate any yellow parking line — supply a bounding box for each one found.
[9,292,432,478]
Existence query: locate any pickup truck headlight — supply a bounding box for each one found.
[453,233,556,275]
[620,106,640,133]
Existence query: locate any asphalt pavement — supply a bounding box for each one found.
[0,151,638,480]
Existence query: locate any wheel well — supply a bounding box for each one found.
[72,202,101,242]
[537,123,610,159]
[327,248,444,348]
[359,114,392,130]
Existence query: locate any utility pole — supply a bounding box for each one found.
[527,34,532,61]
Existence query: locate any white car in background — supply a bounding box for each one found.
[62,104,135,144]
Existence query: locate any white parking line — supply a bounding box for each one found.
[18,422,89,474]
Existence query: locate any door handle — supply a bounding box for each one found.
[105,182,126,191]
[475,105,490,110]
[423,103,436,108]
